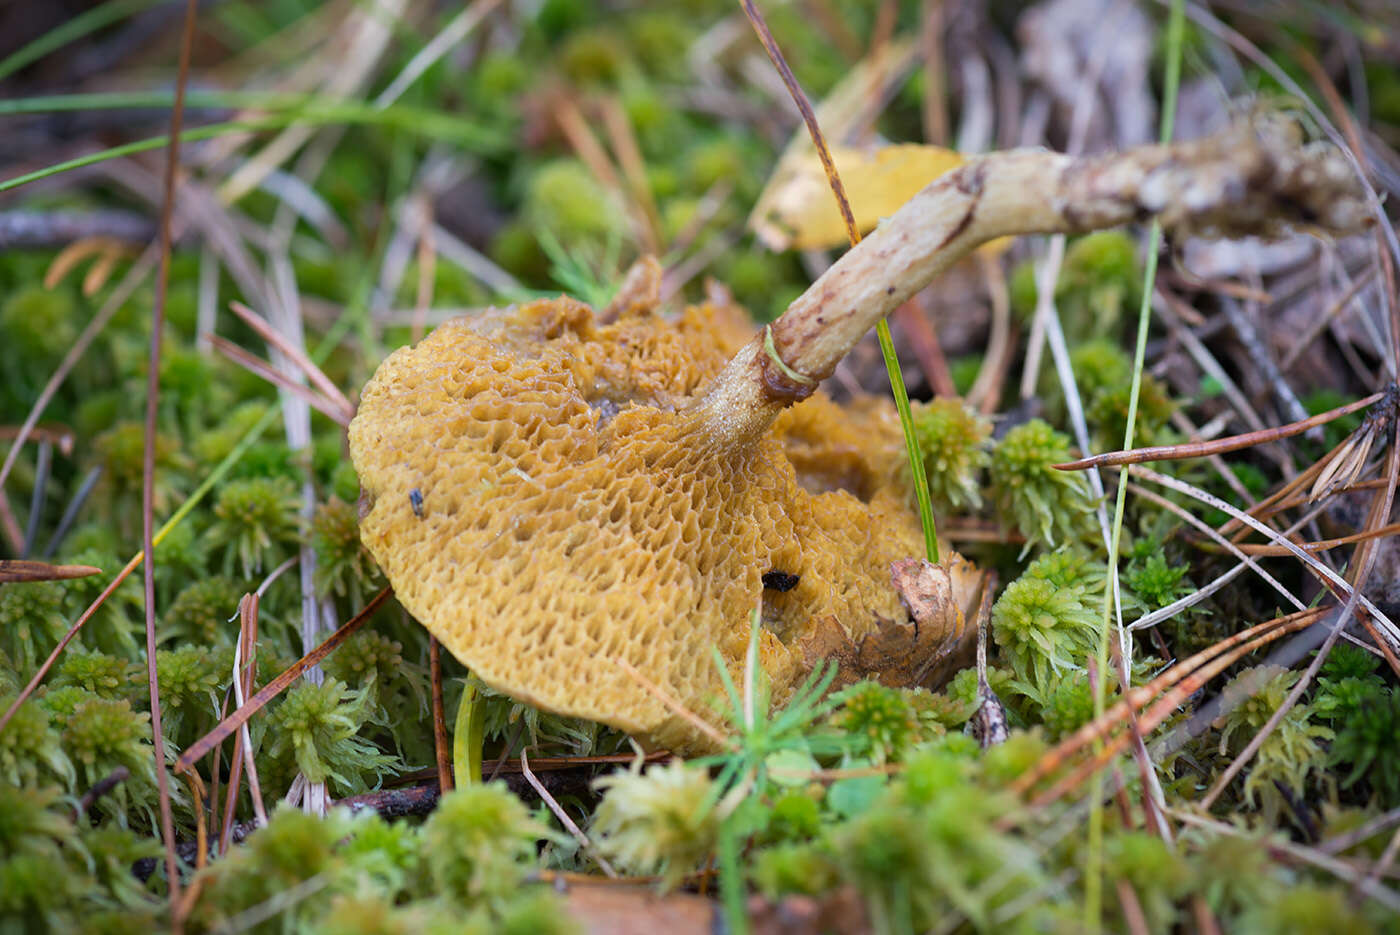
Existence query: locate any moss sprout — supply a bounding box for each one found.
[60,697,162,825]
[311,497,379,597]
[751,841,841,900]
[0,694,73,788]
[830,680,920,764]
[0,579,68,673]
[420,783,548,907]
[992,549,1105,698]
[55,648,138,700]
[524,160,627,247]
[163,576,242,646]
[1327,687,1400,807]
[1214,665,1332,821]
[155,645,227,748]
[205,476,302,578]
[1125,552,1193,613]
[592,760,720,887]
[911,398,992,511]
[989,419,1095,552]
[265,676,398,795]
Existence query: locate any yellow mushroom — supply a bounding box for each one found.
[350,119,1369,752]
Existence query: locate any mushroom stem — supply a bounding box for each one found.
[692,118,1370,447]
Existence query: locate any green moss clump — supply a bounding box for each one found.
[1214,666,1331,822]
[830,681,919,764]
[55,648,137,700]
[592,760,719,887]
[155,645,227,748]
[204,476,301,578]
[992,549,1105,698]
[0,694,73,788]
[60,697,163,825]
[911,398,992,511]
[989,419,1095,552]
[265,676,397,795]
[524,161,627,247]
[0,580,68,673]
[421,783,549,907]
[163,576,243,646]
[312,497,379,597]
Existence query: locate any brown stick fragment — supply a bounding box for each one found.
[1056,391,1385,471]
[0,560,102,583]
[695,117,1373,446]
[429,637,453,794]
[175,587,393,774]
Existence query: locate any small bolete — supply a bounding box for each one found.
[350,119,1369,751]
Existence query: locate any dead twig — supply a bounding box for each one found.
[1056,391,1385,470]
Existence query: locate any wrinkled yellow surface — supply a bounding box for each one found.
[349,296,955,752]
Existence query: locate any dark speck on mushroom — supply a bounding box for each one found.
[410,488,424,518]
[762,570,800,592]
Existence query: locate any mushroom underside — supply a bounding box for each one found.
[349,295,979,752]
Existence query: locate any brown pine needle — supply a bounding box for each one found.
[226,301,355,421]
[614,657,732,751]
[208,336,352,427]
[1055,390,1385,470]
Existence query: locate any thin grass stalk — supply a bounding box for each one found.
[738,0,940,562]
[140,2,200,903]
[1085,2,1185,927]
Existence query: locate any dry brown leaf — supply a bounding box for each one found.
[796,553,984,690]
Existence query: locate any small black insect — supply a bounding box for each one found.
[761,570,800,592]
[409,488,424,518]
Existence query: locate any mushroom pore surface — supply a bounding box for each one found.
[349,294,972,752]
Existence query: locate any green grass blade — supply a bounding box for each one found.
[876,319,940,562]
[0,0,163,83]
[1085,1,1186,931]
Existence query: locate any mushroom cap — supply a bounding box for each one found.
[349,294,974,752]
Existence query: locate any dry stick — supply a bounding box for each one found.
[600,96,662,257]
[230,594,269,828]
[429,637,453,795]
[1125,482,1306,630]
[919,0,948,147]
[1170,808,1400,914]
[894,298,956,397]
[1237,521,1400,557]
[693,118,1372,447]
[176,586,393,774]
[1293,41,1400,371]
[1133,465,1400,652]
[1280,266,1377,372]
[142,0,200,907]
[0,425,76,456]
[1056,391,1385,470]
